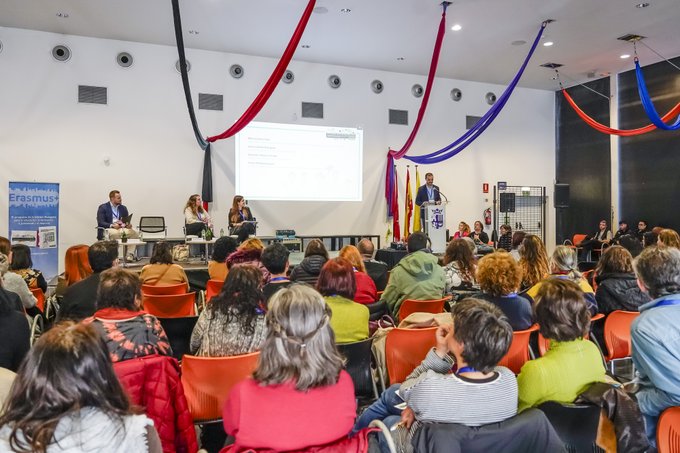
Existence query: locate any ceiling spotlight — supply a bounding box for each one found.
[635,2,650,8]
[301,44,311,49]
[620,54,631,59]
[188,30,199,35]
[511,40,527,46]
[55,12,69,18]
[340,8,351,13]
[451,24,462,31]
[397,57,405,61]
[543,41,554,47]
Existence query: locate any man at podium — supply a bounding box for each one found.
[415,172,442,229]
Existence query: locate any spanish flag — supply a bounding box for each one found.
[413,167,422,232]
[403,167,413,238]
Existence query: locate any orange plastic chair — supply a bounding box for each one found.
[30,287,45,312]
[537,313,603,357]
[205,279,224,303]
[498,325,539,374]
[657,406,680,453]
[565,234,588,249]
[143,292,196,318]
[384,327,438,385]
[142,283,189,296]
[181,352,260,422]
[603,310,639,366]
[398,297,448,321]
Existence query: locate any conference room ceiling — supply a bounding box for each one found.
[2,0,680,91]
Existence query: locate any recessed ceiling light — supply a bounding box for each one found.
[620,54,631,59]
[451,24,462,31]
[340,8,351,13]
[301,44,311,49]
[55,12,69,18]
[511,40,527,46]
[543,41,554,47]
[188,30,199,35]
[635,2,650,8]
[397,57,405,61]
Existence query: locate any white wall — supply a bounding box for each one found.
[0,27,556,270]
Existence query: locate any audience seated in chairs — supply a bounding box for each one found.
[260,242,292,303]
[442,238,478,295]
[517,279,608,412]
[208,236,238,281]
[381,232,445,320]
[190,265,267,357]
[594,245,650,314]
[527,245,597,315]
[55,244,92,298]
[0,252,36,315]
[9,244,47,294]
[357,238,389,292]
[58,240,118,322]
[518,234,550,291]
[339,245,378,304]
[475,252,533,331]
[0,272,30,372]
[290,238,329,286]
[630,246,680,446]
[222,285,357,452]
[354,298,517,452]
[0,323,163,452]
[140,241,189,288]
[83,268,172,362]
[226,237,270,284]
[317,258,369,343]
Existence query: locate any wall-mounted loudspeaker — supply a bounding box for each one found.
[175,60,191,73]
[282,70,294,84]
[499,192,516,213]
[371,80,384,94]
[412,84,424,98]
[554,183,570,208]
[230,64,244,79]
[485,92,497,105]
[451,88,462,101]
[328,74,341,89]
[116,52,133,68]
[52,45,71,62]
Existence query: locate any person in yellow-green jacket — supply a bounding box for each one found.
[518,278,608,412]
[316,257,369,344]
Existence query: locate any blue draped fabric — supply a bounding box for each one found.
[403,23,546,165]
[635,59,680,131]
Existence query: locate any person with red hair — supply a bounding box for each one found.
[316,258,369,343]
[338,245,377,304]
[56,245,93,297]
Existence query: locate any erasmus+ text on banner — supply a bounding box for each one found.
[8,182,60,280]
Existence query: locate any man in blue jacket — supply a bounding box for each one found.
[631,246,680,445]
[414,173,441,231]
[96,190,139,260]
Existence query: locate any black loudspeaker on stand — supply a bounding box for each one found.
[499,193,516,213]
[554,183,570,208]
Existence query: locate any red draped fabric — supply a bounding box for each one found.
[392,166,401,242]
[206,0,316,142]
[562,89,680,137]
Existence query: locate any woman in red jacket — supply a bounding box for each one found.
[339,245,378,304]
[223,284,356,451]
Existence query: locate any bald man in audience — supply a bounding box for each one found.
[357,239,388,291]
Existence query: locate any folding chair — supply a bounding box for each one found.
[498,325,539,374]
[397,297,448,321]
[143,292,196,318]
[138,216,167,239]
[337,338,379,401]
[603,310,639,374]
[142,283,189,296]
[384,327,438,386]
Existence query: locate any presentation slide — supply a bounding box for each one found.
[235,122,363,201]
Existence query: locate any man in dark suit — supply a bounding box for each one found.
[357,238,388,292]
[57,240,118,322]
[414,172,442,230]
[96,190,139,260]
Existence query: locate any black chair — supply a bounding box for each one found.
[411,408,566,453]
[537,401,602,453]
[157,316,198,361]
[337,338,379,401]
[138,216,167,238]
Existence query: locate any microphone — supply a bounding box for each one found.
[436,188,449,203]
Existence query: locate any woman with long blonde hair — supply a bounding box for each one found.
[518,234,550,290]
[183,194,212,236]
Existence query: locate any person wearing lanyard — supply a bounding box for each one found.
[228,195,256,243]
[414,172,442,231]
[184,194,212,236]
[630,246,680,446]
[96,190,140,261]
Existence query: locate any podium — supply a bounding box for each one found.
[423,202,447,253]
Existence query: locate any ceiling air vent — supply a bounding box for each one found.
[199,93,223,111]
[466,115,482,129]
[540,62,563,69]
[389,109,408,126]
[617,34,645,42]
[78,85,107,105]
[302,102,324,119]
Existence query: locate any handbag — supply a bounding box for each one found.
[172,244,190,262]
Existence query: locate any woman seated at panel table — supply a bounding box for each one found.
[140,241,189,289]
[228,195,256,243]
[183,194,212,236]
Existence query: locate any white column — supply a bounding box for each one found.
[610,74,620,227]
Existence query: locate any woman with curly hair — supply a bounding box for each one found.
[518,234,550,290]
[452,221,471,239]
[475,251,533,330]
[657,228,680,249]
[442,239,477,294]
[226,237,269,284]
[190,265,267,357]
